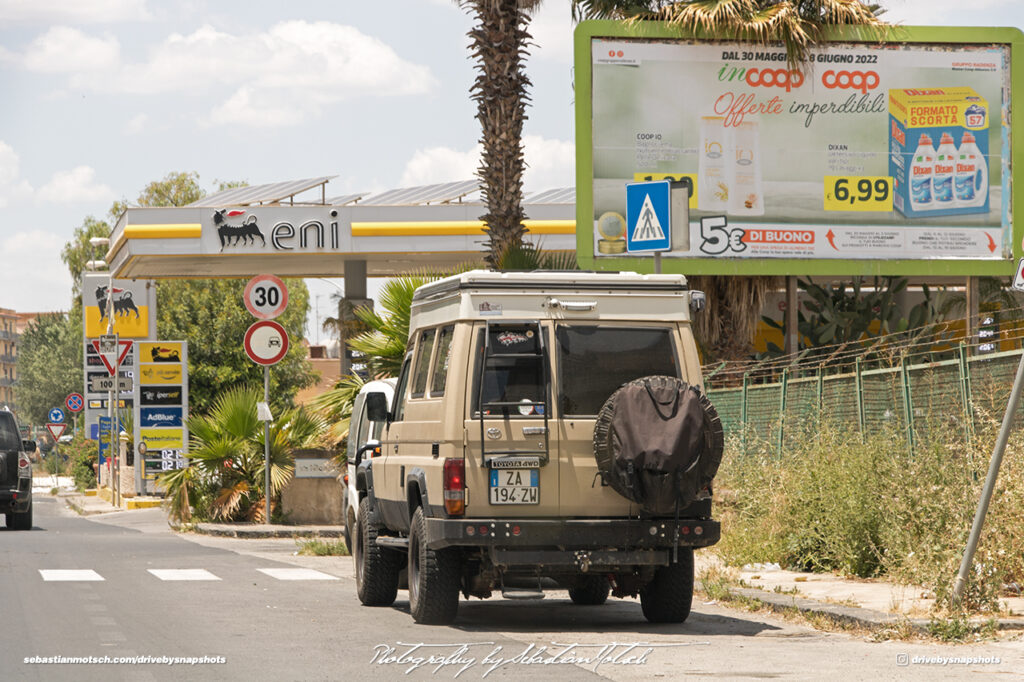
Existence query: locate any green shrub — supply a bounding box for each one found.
[715,416,1024,613]
[65,434,99,491]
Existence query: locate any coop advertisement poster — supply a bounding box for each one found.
[580,26,1019,269]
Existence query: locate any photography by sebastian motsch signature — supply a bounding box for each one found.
[370,640,710,677]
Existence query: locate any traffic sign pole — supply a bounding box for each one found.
[242,280,289,525]
[264,366,271,526]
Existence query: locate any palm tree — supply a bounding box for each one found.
[571,1,885,360]
[346,273,443,377]
[159,386,327,523]
[460,0,542,268]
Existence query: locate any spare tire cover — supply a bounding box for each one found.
[593,376,724,514]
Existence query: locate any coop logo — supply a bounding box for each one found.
[745,68,804,92]
[822,70,879,94]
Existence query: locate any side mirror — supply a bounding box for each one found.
[365,392,389,423]
[689,290,706,314]
[22,440,36,452]
[354,440,380,467]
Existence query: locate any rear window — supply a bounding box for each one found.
[556,326,679,416]
[0,413,20,450]
[472,324,546,416]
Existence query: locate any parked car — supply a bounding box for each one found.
[0,408,35,530]
[342,378,396,554]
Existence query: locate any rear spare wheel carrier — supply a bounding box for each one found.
[593,376,723,515]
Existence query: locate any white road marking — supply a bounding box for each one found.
[257,568,337,581]
[40,569,104,581]
[147,569,222,581]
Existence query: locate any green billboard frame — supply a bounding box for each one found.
[574,20,1024,277]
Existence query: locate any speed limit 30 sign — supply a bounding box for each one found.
[244,274,288,319]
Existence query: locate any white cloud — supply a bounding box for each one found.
[207,86,306,129]
[400,144,480,186]
[0,141,34,208]
[36,166,114,204]
[399,135,574,192]
[0,230,71,312]
[21,20,437,128]
[23,26,120,73]
[124,113,147,135]
[0,0,150,23]
[522,134,574,191]
[527,3,574,65]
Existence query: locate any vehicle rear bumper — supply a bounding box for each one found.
[0,480,31,512]
[424,517,719,552]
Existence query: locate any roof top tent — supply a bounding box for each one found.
[409,270,701,330]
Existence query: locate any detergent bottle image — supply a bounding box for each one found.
[909,133,935,212]
[729,121,764,216]
[955,131,988,208]
[698,116,730,212]
[932,132,957,207]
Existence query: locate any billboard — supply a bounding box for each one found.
[575,22,1023,276]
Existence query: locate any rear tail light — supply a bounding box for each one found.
[443,458,465,516]
[18,455,31,478]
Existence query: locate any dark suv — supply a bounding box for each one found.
[0,409,34,530]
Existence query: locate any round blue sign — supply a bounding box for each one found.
[48,407,65,423]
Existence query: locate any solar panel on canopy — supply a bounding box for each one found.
[524,187,575,204]
[360,179,480,206]
[325,192,366,206]
[187,176,336,206]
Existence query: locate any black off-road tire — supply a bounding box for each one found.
[569,575,610,605]
[640,548,694,623]
[7,501,32,531]
[408,507,461,625]
[355,497,400,606]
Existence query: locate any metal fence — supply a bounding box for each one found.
[705,340,1024,456]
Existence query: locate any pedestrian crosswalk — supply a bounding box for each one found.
[40,569,105,582]
[39,567,338,582]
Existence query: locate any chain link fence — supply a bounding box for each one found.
[704,319,1024,456]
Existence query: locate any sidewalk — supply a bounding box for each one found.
[55,488,1024,633]
[695,553,1024,633]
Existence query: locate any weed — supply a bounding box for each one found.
[296,538,349,556]
[715,416,1024,616]
[926,614,998,643]
[698,565,739,601]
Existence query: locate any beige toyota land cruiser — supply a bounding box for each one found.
[354,270,723,624]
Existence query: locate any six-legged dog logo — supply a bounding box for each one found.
[214,209,266,249]
[95,285,140,320]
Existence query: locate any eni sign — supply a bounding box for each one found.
[208,208,343,252]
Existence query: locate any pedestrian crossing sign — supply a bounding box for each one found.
[625,180,671,252]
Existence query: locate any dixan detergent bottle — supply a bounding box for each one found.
[909,134,935,213]
[889,87,989,218]
[932,132,958,207]
[955,131,988,208]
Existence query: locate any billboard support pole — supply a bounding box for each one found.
[951,350,1024,604]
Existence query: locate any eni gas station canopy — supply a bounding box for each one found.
[106,177,576,280]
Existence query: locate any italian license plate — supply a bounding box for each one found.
[489,468,539,505]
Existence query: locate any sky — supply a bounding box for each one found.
[1,0,1022,343]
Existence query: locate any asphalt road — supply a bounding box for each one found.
[1,497,1022,681]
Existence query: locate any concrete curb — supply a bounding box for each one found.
[61,495,113,517]
[191,523,345,539]
[729,587,1024,633]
